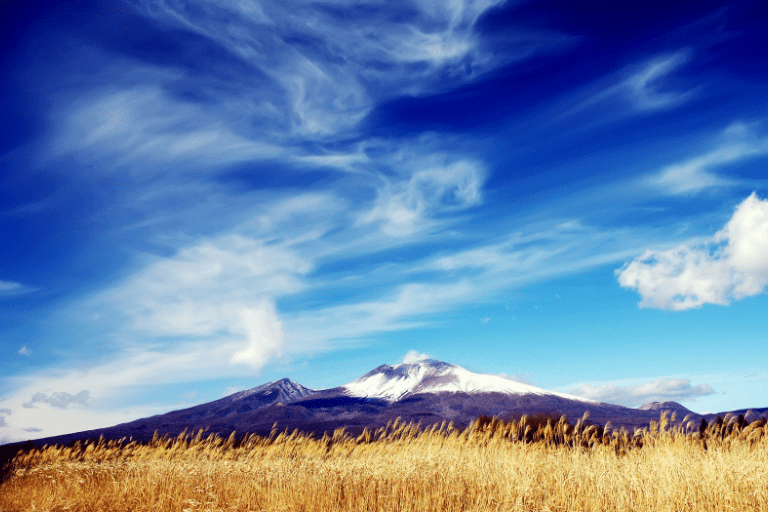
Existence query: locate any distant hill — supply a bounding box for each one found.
[637,401,694,416]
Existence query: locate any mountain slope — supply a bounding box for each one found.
[116,378,314,428]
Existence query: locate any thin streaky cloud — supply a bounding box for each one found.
[560,50,698,121]
[50,84,287,173]
[648,122,768,195]
[621,51,697,111]
[0,280,36,297]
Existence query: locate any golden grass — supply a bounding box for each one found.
[2,413,767,512]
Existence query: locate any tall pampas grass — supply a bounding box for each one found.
[2,413,767,511]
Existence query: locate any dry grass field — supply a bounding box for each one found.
[1,412,767,512]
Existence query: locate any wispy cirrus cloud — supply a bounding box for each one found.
[569,377,715,408]
[617,192,768,310]
[51,83,286,173]
[619,51,697,111]
[127,0,571,136]
[562,50,698,121]
[647,122,768,195]
[359,158,485,236]
[0,279,36,297]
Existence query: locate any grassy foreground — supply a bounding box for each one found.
[1,413,767,512]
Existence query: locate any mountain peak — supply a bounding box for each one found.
[230,378,314,403]
[637,401,693,414]
[343,359,596,403]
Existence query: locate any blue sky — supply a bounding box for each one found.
[2,0,768,443]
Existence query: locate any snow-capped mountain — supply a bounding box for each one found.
[342,359,596,403]
[10,358,759,450]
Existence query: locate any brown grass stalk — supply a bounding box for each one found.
[1,413,767,512]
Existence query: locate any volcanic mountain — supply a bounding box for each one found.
[7,358,728,452]
[341,359,597,402]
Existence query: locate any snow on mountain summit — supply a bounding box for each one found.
[342,359,596,403]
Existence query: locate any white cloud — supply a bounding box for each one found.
[0,280,21,292]
[23,390,90,410]
[359,159,485,236]
[53,85,285,171]
[286,280,478,350]
[563,50,697,121]
[621,51,696,111]
[617,192,768,310]
[569,378,715,408]
[128,0,563,135]
[425,223,638,282]
[402,350,430,364]
[230,302,285,369]
[100,233,310,340]
[649,122,768,195]
[18,346,31,356]
[0,279,36,297]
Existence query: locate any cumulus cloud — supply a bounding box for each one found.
[402,350,430,364]
[23,390,91,410]
[617,192,768,310]
[18,346,31,356]
[569,378,715,408]
[649,122,768,195]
